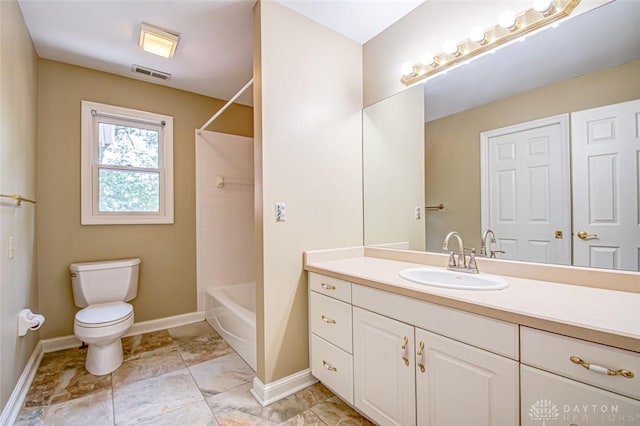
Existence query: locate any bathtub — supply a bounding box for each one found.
[205,283,256,371]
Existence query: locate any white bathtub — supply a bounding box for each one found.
[205,283,256,371]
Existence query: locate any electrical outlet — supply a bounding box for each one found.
[415,206,421,220]
[275,202,286,222]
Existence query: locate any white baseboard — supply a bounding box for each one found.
[40,311,206,353]
[0,341,44,426]
[126,311,205,337]
[250,369,318,407]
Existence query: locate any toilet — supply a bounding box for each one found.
[70,258,140,375]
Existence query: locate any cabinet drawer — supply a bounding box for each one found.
[309,273,351,303]
[311,334,353,405]
[310,292,352,353]
[521,327,640,400]
[521,365,640,426]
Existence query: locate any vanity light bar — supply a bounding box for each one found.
[400,0,581,86]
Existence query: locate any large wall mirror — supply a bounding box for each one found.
[363,0,640,272]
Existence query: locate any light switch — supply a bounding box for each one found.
[8,236,15,260]
[415,206,421,220]
[275,202,286,222]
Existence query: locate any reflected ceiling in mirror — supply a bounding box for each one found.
[424,0,640,122]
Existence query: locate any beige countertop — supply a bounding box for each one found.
[304,250,640,353]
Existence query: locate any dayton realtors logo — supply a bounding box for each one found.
[529,399,640,424]
[529,399,560,425]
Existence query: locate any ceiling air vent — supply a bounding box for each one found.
[131,65,171,81]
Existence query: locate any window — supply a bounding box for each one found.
[81,101,174,224]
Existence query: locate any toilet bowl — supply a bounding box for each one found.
[70,258,140,376]
[74,301,134,375]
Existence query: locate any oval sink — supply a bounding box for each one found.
[399,267,508,290]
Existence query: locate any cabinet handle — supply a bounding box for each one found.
[417,341,425,373]
[570,356,634,378]
[321,283,336,290]
[401,336,410,366]
[321,315,336,324]
[322,360,337,372]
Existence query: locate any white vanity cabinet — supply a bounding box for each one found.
[352,285,519,426]
[309,272,520,426]
[520,327,640,426]
[307,256,639,426]
[352,307,519,426]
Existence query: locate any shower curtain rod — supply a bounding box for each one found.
[198,78,253,133]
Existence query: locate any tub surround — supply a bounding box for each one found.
[304,247,640,352]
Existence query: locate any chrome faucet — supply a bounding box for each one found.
[442,231,479,273]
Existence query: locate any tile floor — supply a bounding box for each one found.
[15,321,373,425]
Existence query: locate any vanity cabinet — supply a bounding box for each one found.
[307,253,639,426]
[352,305,518,426]
[309,272,519,425]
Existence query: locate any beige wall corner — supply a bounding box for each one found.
[253,0,266,382]
[36,60,253,339]
[363,0,612,107]
[255,0,363,384]
[0,0,39,412]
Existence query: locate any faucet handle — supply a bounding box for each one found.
[490,250,505,258]
[447,251,457,268]
[467,248,479,273]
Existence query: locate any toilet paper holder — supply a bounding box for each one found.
[18,308,45,337]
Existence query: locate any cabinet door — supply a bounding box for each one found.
[353,307,416,426]
[415,328,519,426]
[521,365,640,426]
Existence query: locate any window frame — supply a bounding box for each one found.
[80,100,174,225]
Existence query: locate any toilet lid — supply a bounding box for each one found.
[75,302,133,328]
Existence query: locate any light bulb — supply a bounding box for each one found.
[533,0,554,14]
[469,26,487,44]
[499,10,517,30]
[401,62,414,76]
[420,52,436,66]
[443,40,459,56]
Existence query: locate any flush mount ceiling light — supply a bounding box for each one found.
[401,0,581,86]
[139,23,179,58]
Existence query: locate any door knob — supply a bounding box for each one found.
[577,230,598,240]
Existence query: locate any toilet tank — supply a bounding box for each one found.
[70,258,141,307]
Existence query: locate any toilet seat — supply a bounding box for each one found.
[75,302,133,328]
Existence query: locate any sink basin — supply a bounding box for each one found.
[399,267,509,290]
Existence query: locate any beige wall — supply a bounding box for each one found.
[425,59,640,252]
[37,60,253,339]
[363,85,424,250]
[0,0,39,413]
[363,0,610,107]
[254,1,363,383]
